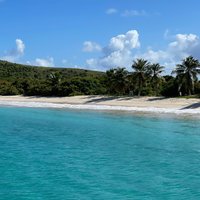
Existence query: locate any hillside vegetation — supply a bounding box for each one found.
[0,56,200,97]
[0,60,106,96]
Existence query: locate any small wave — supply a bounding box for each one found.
[0,100,200,115]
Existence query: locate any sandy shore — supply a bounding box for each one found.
[0,95,200,114]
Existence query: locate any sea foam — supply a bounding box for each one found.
[0,100,200,115]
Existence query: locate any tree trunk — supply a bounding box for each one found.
[138,89,141,97]
[188,89,191,96]
[178,84,182,96]
[138,79,142,97]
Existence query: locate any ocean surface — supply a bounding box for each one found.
[0,107,200,200]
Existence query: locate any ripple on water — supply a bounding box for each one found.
[0,107,200,199]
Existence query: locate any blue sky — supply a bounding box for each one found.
[0,0,200,73]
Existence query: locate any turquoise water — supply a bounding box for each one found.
[0,107,200,200]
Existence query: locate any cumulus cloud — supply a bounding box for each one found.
[106,8,118,15]
[169,34,199,56]
[135,33,200,73]
[87,49,133,70]
[82,41,101,52]
[86,31,200,72]
[34,57,55,67]
[86,30,140,70]
[1,39,25,62]
[106,30,140,51]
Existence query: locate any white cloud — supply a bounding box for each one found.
[121,10,147,17]
[169,34,199,53]
[87,49,133,70]
[86,30,140,70]
[34,57,55,67]
[16,39,25,55]
[106,8,118,15]
[1,39,25,62]
[82,41,101,52]
[106,8,148,17]
[135,49,168,64]
[135,33,200,73]
[106,30,140,52]
[86,31,200,73]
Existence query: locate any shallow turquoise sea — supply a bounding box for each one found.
[0,107,200,199]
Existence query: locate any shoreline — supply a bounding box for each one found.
[0,95,200,115]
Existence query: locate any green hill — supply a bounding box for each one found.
[0,60,104,79]
[0,60,106,96]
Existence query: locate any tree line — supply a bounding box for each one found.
[105,56,200,97]
[0,56,200,97]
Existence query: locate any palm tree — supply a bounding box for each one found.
[132,59,150,96]
[172,56,200,96]
[48,72,62,95]
[106,67,128,95]
[49,72,61,85]
[148,63,164,96]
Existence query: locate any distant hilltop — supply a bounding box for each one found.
[0,60,104,79]
[0,60,106,96]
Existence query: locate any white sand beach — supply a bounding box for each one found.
[0,95,200,114]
